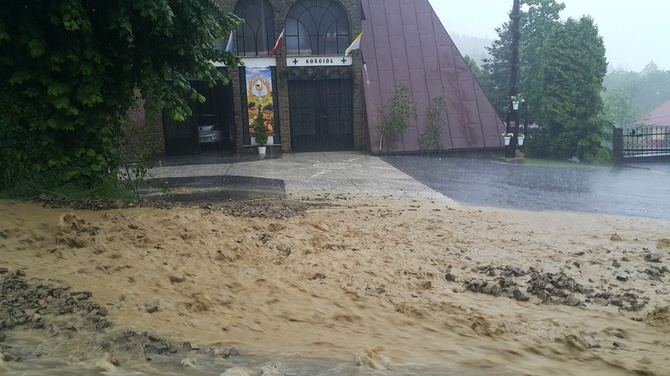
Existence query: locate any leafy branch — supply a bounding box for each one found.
[377,85,416,152]
[419,96,449,151]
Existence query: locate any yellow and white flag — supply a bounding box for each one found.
[345,32,363,56]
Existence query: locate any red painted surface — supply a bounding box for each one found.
[644,101,670,127]
[361,0,505,153]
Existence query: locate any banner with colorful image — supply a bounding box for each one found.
[246,67,275,139]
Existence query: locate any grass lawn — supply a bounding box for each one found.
[522,158,602,168]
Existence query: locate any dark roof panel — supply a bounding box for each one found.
[400,4,417,24]
[362,0,506,152]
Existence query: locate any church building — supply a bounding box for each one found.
[161,0,505,156]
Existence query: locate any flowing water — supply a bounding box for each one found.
[2,200,669,376]
[2,328,495,376]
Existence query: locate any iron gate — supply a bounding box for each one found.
[616,126,670,159]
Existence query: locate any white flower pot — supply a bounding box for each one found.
[512,102,519,110]
[258,146,266,155]
[251,136,274,146]
[517,138,524,146]
[504,136,511,146]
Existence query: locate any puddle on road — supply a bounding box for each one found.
[143,175,285,204]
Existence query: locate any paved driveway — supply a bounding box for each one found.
[149,152,447,202]
[382,155,670,220]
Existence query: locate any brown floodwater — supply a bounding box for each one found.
[2,328,499,375]
[1,199,669,375]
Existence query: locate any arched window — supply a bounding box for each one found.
[234,0,275,56]
[286,0,350,55]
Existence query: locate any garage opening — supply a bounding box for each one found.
[163,75,235,156]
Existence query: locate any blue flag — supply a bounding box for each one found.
[225,32,234,53]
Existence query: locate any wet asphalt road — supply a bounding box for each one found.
[382,155,670,221]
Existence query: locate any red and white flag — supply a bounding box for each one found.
[270,29,285,57]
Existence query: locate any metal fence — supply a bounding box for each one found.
[613,126,670,162]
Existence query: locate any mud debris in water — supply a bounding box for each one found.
[462,265,653,311]
[0,268,251,371]
[1,197,670,375]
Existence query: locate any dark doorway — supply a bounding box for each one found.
[163,109,200,156]
[289,77,354,152]
[163,75,235,156]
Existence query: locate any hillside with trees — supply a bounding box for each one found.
[450,34,492,66]
[603,62,670,127]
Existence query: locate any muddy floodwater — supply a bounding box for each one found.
[2,328,491,375]
[1,196,669,375]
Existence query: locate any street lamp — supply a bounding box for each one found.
[505,0,521,159]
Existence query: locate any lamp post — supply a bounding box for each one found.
[505,0,521,159]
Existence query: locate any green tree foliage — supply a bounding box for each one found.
[638,62,670,112]
[518,0,565,125]
[603,89,645,127]
[530,17,607,160]
[481,23,513,116]
[481,1,609,162]
[464,55,493,95]
[604,63,670,121]
[481,0,565,121]
[0,0,241,188]
[576,115,612,165]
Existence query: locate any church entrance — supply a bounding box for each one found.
[288,68,354,152]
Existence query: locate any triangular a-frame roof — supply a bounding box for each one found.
[644,101,670,127]
[361,0,505,153]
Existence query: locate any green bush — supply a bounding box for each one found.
[585,147,612,166]
[0,167,134,201]
[377,85,416,151]
[419,96,449,151]
[253,104,268,146]
[0,0,240,189]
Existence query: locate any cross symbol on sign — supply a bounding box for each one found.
[292,59,299,65]
[341,57,348,64]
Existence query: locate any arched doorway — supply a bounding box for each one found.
[286,0,355,152]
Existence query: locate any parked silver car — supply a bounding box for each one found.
[198,114,221,143]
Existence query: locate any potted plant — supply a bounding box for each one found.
[502,132,513,146]
[253,104,268,155]
[516,133,525,146]
[511,94,525,110]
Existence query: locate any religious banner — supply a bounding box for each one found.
[246,67,275,144]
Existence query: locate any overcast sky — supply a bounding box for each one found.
[428,0,669,72]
